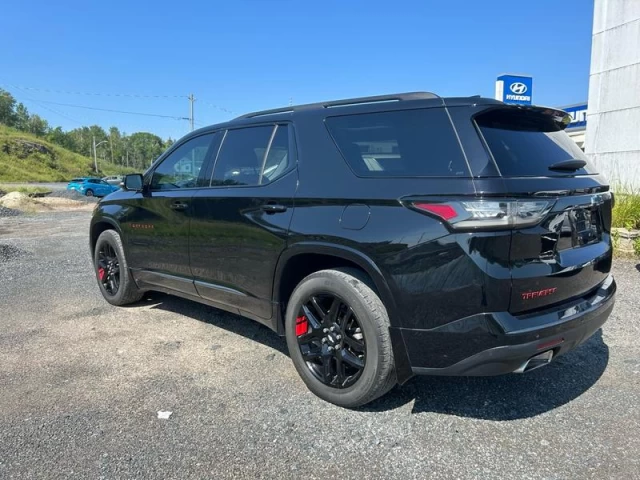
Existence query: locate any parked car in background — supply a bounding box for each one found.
[102,175,123,186]
[67,177,119,197]
[89,92,615,407]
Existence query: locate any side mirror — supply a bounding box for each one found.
[122,174,144,191]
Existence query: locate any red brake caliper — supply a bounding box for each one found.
[295,315,309,336]
[98,267,106,281]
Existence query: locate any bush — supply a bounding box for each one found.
[612,190,640,230]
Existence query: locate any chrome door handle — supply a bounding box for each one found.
[261,204,287,214]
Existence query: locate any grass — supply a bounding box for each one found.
[0,124,135,183]
[611,190,640,230]
[610,187,640,258]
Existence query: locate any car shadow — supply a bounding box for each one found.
[138,292,609,421]
[363,329,609,420]
[138,292,288,355]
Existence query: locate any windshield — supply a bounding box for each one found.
[476,108,597,177]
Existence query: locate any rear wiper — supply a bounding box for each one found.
[548,159,587,171]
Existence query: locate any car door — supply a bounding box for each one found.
[96,179,111,196]
[123,132,218,296]
[190,124,297,323]
[86,179,101,195]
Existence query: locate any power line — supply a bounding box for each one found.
[11,89,87,126]
[22,98,86,126]
[2,82,236,112]
[31,99,190,120]
[3,84,187,99]
[2,81,238,131]
[199,100,235,114]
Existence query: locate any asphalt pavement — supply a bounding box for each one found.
[0,182,68,191]
[1,211,639,479]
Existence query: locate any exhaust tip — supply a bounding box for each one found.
[514,350,554,374]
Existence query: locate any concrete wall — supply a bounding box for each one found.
[585,0,640,190]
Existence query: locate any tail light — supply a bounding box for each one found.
[412,200,554,230]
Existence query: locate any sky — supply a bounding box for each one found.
[0,0,595,140]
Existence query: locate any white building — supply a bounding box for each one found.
[585,0,640,190]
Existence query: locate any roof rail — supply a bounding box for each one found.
[235,91,440,120]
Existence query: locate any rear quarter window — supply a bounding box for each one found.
[325,108,469,177]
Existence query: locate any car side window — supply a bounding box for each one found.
[261,125,290,184]
[210,125,291,187]
[150,133,216,190]
[211,126,273,186]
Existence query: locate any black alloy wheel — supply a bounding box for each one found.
[97,242,120,296]
[85,189,94,197]
[296,293,366,389]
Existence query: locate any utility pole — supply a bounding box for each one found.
[109,133,114,164]
[93,136,108,174]
[92,136,98,173]
[188,93,195,131]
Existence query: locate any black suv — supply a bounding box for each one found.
[90,92,615,407]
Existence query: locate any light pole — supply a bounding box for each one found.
[93,136,108,174]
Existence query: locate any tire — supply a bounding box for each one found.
[85,189,94,197]
[94,229,143,306]
[285,268,396,408]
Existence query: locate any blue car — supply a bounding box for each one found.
[67,177,119,197]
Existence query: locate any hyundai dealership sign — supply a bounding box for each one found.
[495,74,533,105]
[563,103,588,129]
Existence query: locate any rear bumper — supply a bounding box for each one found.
[394,275,615,377]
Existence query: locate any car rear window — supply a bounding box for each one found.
[325,108,469,177]
[475,108,597,177]
[70,178,84,183]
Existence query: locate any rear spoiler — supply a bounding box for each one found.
[474,104,572,131]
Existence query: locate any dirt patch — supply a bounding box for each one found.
[35,197,94,210]
[0,191,93,213]
[0,192,34,211]
[48,189,99,204]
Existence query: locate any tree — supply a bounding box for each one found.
[0,89,17,126]
[128,132,165,169]
[26,114,49,137]
[67,126,93,157]
[14,103,30,131]
[47,126,76,150]
[109,126,122,165]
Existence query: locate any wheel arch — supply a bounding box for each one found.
[90,217,122,256]
[273,242,400,330]
[273,242,413,384]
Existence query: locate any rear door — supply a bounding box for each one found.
[95,179,112,196]
[473,106,613,313]
[124,132,218,295]
[189,124,297,322]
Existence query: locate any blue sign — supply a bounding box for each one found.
[495,74,533,105]
[562,103,588,129]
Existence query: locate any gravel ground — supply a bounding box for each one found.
[0,205,22,217]
[0,211,639,479]
[48,189,99,203]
